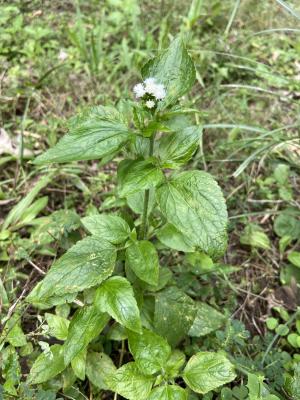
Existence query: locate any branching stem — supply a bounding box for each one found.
[139,134,155,240]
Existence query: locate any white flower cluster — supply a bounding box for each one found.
[133,77,166,109]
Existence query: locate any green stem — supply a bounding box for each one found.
[139,134,155,240]
[20,96,31,166]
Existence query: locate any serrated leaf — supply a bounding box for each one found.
[28,290,77,310]
[3,314,27,347]
[34,106,132,164]
[183,352,236,394]
[71,348,86,380]
[142,37,195,109]
[28,344,66,384]
[156,223,196,252]
[64,305,109,365]
[107,362,154,400]
[188,302,225,337]
[45,313,70,340]
[148,385,187,400]
[128,328,171,375]
[95,276,142,333]
[154,286,197,347]
[126,240,159,285]
[81,214,131,244]
[118,159,164,198]
[86,351,116,390]
[165,350,186,378]
[27,236,116,302]
[158,126,202,169]
[156,171,228,258]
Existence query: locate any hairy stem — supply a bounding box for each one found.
[139,134,155,240]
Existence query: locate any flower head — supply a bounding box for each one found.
[133,83,146,98]
[133,77,166,102]
[145,100,155,109]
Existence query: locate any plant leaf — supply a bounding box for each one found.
[183,352,236,394]
[27,236,116,301]
[148,385,188,400]
[156,223,196,252]
[64,305,109,365]
[165,350,186,378]
[154,287,197,347]
[28,344,66,384]
[158,125,202,169]
[45,313,70,340]
[118,159,164,198]
[81,214,131,244]
[126,240,159,285]
[142,37,195,108]
[188,302,225,337]
[34,106,132,164]
[128,328,171,375]
[156,170,228,258]
[95,276,142,333]
[86,351,116,390]
[288,251,300,268]
[71,348,86,380]
[107,362,154,400]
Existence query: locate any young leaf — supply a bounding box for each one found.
[156,171,228,258]
[126,240,159,286]
[183,352,236,394]
[148,385,187,400]
[95,276,142,333]
[107,362,154,400]
[64,305,109,365]
[118,159,164,198]
[142,37,196,108]
[27,236,116,301]
[71,348,86,380]
[45,313,70,340]
[165,350,186,378]
[158,125,202,169]
[188,302,225,337]
[81,214,131,244]
[86,351,116,390]
[28,344,66,384]
[128,328,171,375]
[34,106,132,164]
[154,286,197,347]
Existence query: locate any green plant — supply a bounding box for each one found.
[10,36,238,398]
